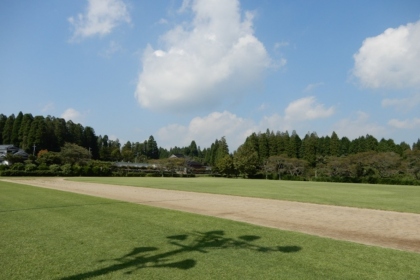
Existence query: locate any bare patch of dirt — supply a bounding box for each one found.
[4,178,420,253]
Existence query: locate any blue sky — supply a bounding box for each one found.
[1,0,420,151]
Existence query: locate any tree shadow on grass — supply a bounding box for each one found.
[60,230,301,279]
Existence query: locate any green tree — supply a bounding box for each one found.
[11,112,23,147]
[2,114,15,144]
[189,140,199,157]
[0,114,7,144]
[18,113,33,151]
[287,130,301,158]
[215,136,229,167]
[330,131,340,157]
[233,142,259,178]
[146,135,159,159]
[258,131,269,162]
[121,141,134,162]
[60,142,91,165]
[216,154,235,177]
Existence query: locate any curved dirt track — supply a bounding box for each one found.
[4,178,420,253]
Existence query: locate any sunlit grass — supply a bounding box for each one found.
[70,177,420,213]
[1,181,420,279]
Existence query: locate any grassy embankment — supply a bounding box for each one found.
[71,177,420,214]
[1,180,420,279]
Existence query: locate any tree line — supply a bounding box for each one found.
[1,112,419,184]
[205,131,420,185]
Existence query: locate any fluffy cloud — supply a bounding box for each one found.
[135,0,271,112]
[333,112,386,140]
[68,0,130,41]
[284,96,335,121]
[156,97,334,151]
[353,20,420,89]
[61,108,83,123]
[157,111,255,151]
[388,118,420,129]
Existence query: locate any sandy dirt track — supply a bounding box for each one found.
[3,178,420,253]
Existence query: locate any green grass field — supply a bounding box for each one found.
[70,177,420,214]
[1,180,420,279]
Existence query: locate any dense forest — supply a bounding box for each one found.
[1,112,419,184]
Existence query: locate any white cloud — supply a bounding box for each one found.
[284,96,335,121]
[388,118,420,129]
[61,108,83,123]
[353,20,420,89]
[135,0,272,112]
[157,111,256,151]
[156,97,335,151]
[68,0,130,41]
[382,93,420,111]
[333,111,386,140]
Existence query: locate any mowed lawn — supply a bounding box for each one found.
[71,177,420,214]
[1,181,420,280]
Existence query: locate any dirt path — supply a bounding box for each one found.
[3,178,420,253]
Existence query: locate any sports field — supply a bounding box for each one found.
[71,177,420,213]
[1,178,420,279]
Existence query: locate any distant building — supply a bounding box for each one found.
[0,145,29,163]
[169,154,185,159]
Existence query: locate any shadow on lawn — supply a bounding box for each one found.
[60,230,301,279]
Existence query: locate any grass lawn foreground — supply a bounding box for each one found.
[1,180,420,279]
[71,177,420,214]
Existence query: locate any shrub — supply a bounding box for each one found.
[25,163,37,172]
[10,163,25,171]
[49,164,61,173]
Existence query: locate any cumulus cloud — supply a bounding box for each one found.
[284,96,335,121]
[61,108,83,123]
[333,112,386,140]
[135,0,272,112]
[381,93,420,111]
[68,0,130,41]
[157,111,255,151]
[388,118,420,129]
[353,20,420,89]
[156,97,335,151]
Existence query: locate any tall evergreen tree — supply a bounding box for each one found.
[146,135,159,159]
[215,136,229,167]
[189,140,199,157]
[11,112,23,147]
[83,126,99,159]
[2,114,15,144]
[18,113,33,151]
[287,130,301,158]
[0,114,8,145]
[258,131,269,161]
[330,131,340,156]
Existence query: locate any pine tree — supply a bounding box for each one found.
[19,113,33,151]
[0,114,8,145]
[287,130,301,158]
[146,135,159,159]
[330,131,340,156]
[189,140,198,157]
[258,132,269,161]
[215,136,229,166]
[11,112,23,147]
[2,114,15,144]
